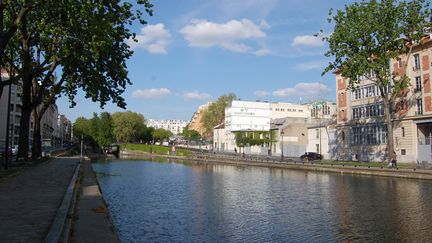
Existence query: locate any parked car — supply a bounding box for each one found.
[11,145,18,155]
[300,152,323,161]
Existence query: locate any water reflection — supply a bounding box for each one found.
[93,160,432,242]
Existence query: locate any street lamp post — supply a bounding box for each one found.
[280,130,284,161]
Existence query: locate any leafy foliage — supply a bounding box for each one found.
[97,112,115,148]
[0,1,153,159]
[321,0,431,158]
[112,111,146,143]
[200,93,236,138]
[152,128,172,143]
[182,125,201,140]
[234,131,276,147]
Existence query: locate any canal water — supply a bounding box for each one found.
[93,159,432,242]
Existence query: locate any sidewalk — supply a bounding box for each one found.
[71,158,118,243]
[0,157,79,242]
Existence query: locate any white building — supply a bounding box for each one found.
[146,119,188,135]
[225,100,271,132]
[0,71,23,147]
[1,70,69,152]
[57,114,72,146]
[306,120,337,160]
[270,102,310,119]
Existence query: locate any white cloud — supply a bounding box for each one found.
[180,19,268,54]
[291,35,324,47]
[273,82,331,98]
[254,49,270,56]
[295,61,327,71]
[132,88,171,99]
[182,91,211,100]
[127,24,171,54]
[254,90,270,97]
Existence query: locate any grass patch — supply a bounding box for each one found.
[122,144,192,157]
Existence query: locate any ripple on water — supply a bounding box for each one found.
[93,160,432,242]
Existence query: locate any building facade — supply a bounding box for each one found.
[1,70,70,152]
[270,102,310,119]
[335,36,432,163]
[0,71,23,148]
[214,100,335,156]
[188,102,212,136]
[146,119,188,135]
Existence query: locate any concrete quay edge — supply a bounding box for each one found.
[120,150,432,181]
[44,161,81,243]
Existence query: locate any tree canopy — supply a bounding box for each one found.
[152,128,172,143]
[0,1,153,159]
[112,111,146,143]
[322,0,431,159]
[182,125,201,140]
[200,93,236,138]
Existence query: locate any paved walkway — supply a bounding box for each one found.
[71,159,118,243]
[0,158,79,242]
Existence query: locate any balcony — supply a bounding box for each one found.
[413,66,421,71]
[414,87,422,93]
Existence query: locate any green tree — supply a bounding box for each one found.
[182,125,201,141]
[3,1,153,159]
[138,126,155,144]
[73,117,91,141]
[200,93,236,139]
[112,111,146,143]
[322,0,431,160]
[152,128,172,143]
[97,112,114,148]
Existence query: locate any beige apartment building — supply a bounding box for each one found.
[188,102,212,137]
[336,36,432,163]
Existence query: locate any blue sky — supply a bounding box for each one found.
[57,0,355,122]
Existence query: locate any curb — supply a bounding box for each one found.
[44,162,81,243]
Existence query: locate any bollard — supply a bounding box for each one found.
[413,168,416,171]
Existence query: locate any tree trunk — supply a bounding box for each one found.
[383,96,396,161]
[31,108,42,159]
[17,105,31,160]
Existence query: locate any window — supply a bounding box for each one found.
[352,125,387,145]
[316,144,320,153]
[401,149,406,155]
[415,76,422,91]
[401,127,405,137]
[341,131,345,141]
[414,54,420,70]
[316,129,319,139]
[417,98,423,115]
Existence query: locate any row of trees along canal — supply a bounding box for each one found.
[73,111,174,151]
[0,1,153,160]
[72,93,237,151]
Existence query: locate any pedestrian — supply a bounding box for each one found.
[391,157,397,168]
[234,148,237,153]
